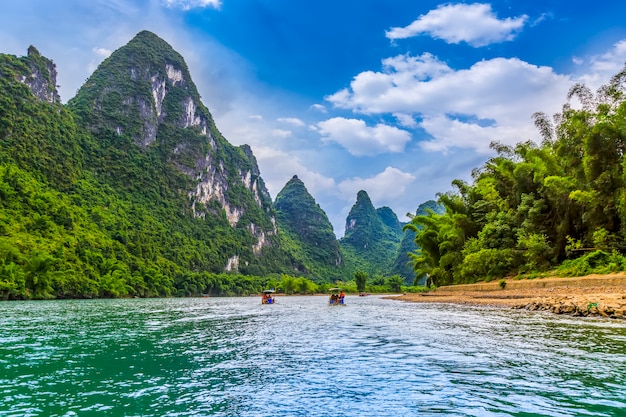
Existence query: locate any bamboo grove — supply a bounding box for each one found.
[405,66,626,286]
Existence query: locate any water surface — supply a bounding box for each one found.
[1,295,625,416]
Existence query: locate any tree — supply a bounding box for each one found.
[23,251,56,299]
[354,270,368,292]
[280,274,297,294]
[386,275,404,292]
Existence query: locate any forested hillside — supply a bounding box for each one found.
[405,67,626,286]
[273,175,343,282]
[0,32,296,300]
[340,190,403,279]
[0,31,421,300]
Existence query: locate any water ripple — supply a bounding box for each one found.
[1,296,625,416]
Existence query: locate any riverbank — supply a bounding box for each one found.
[389,274,626,319]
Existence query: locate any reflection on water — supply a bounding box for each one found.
[1,296,625,416]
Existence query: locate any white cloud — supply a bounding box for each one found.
[337,167,416,206]
[162,0,221,11]
[386,3,527,47]
[93,47,112,57]
[419,115,530,154]
[578,39,626,91]
[277,117,305,127]
[87,47,113,74]
[328,53,573,152]
[316,117,412,156]
[393,112,418,128]
[531,12,552,27]
[252,146,336,199]
[271,129,292,138]
[310,103,327,113]
[326,52,452,113]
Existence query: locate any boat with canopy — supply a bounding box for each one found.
[328,288,346,306]
[261,289,276,304]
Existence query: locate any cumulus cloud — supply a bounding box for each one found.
[252,146,336,199]
[327,53,573,152]
[337,167,416,205]
[277,117,305,127]
[162,0,221,11]
[419,115,530,154]
[386,3,527,47]
[393,112,418,128]
[316,117,412,156]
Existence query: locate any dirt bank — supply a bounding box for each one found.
[389,274,626,319]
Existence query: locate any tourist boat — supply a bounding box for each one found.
[328,288,346,306]
[261,289,275,304]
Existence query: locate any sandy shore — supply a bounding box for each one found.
[389,274,626,319]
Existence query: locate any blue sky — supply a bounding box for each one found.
[3,1,626,237]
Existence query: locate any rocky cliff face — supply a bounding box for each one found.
[67,31,279,269]
[0,47,80,188]
[3,45,61,104]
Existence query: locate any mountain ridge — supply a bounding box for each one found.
[0,30,419,299]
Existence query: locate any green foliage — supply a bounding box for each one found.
[11,31,626,299]
[280,273,297,294]
[385,275,404,292]
[407,65,626,284]
[354,270,368,292]
[340,190,403,279]
[0,52,82,189]
[274,175,343,282]
[401,285,430,293]
[276,273,318,295]
[0,32,297,300]
[517,232,552,271]
[390,201,444,284]
[1,32,431,300]
[556,250,626,276]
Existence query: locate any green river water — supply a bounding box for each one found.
[1,295,625,416]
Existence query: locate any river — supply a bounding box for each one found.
[1,295,625,416]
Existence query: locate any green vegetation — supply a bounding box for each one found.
[390,200,443,284]
[406,67,626,286]
[9,30,626,300]
[340,190,403,278]
[273,175,343,282]
[0,32,414,300]
[354,270,367,292]
[0,32,296,300]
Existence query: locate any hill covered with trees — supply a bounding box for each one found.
[0,31,419,300]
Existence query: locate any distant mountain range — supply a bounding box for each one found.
[0,31,437,298]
